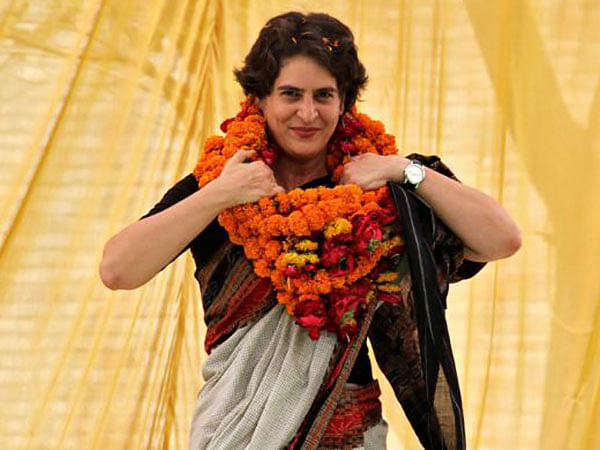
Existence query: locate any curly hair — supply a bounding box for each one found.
[234,12,368,112]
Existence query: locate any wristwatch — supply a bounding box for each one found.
[402,160,426,191]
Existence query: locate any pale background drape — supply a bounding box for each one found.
[0,0,598,448]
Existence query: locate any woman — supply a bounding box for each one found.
[100,11,520,450]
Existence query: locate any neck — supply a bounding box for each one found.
[272,152,328,191]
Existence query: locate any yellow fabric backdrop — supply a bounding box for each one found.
[1,0,598,448]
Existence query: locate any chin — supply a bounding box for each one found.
[283,146,326,161]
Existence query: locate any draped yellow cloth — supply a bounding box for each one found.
[1,0,598,448]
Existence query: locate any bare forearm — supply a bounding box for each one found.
[387,156,521,261]
[99,180,232,290]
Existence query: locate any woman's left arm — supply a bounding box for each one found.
[340,154,522,262]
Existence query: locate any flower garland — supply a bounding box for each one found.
[193,97,406,341]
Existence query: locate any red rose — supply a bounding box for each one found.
[329,293,360,323]
[341,141,357,155]
[334,232,353,244]
[340,117,364,136]
[322,241,356,277]
[339,125,355,138]
[328,280,371,325]
[348,117,364,132]
[368,261,391,280]
[348,279,372,297]
[378,292,401,304]
[380,192,396,211]
[303,264,317,273]
[284,265,301,278]
[219,117,234,133]
[321,241,350,267]
[294,300,329,340]
[261,149,277,166]
[261,142,278,166]
[378,209,396,225]
[352,214,383,254]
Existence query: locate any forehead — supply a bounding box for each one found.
[273,55,338,89]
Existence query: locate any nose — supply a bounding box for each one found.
[296,95,318,123]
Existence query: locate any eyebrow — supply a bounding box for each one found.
[277,85,338,94]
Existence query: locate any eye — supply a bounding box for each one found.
[282,90,300,98]
[316,91,334,100]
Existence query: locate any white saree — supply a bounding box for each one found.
[189,304,338,449]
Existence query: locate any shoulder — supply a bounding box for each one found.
[139,173,199,220]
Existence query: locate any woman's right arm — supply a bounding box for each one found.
[99,150,283,290]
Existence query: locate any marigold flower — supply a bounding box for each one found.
[324,218,352,239]
[382,145,397,155]
[314,271,332,294]
[304,188,319,204]
[288,211,310,236]
[254,259,271,277]
[265,214,288,235]
[287,189,307,209]
[265,240,282,260]
[258,197,276,215]
[244,239,261,259]
[302,204,327,231]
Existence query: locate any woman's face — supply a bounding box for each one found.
[259,55,344,162]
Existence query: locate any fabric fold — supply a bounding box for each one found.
[386,180,465,449]
[189,304,337,450]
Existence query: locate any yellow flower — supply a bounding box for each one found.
[303,253,320,265]
[324,218,352,240]
[281,252,306,267]
[378,283,401,293]
[281,252,320,268]
[295,239,319,252]
[383,235,404,253]
[377,272,398,283]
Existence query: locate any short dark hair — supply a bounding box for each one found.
[234,12,368,112]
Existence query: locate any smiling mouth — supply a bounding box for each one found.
[290,127,319,138]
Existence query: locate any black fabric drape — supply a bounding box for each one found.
[387,180,466,450]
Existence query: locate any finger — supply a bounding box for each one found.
[230,149,256,163]
[246,160,266,169]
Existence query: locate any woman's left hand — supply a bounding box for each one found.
[340,154,409,190]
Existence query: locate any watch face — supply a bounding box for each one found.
[406,165,424,183]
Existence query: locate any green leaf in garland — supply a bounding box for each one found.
[368,239,381,252]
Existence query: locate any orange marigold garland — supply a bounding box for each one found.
[193,97,407,341]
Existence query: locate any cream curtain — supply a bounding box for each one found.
[0,0,598,448]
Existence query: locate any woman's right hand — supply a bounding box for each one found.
[99,149,283,290]
[212,149,284,206]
